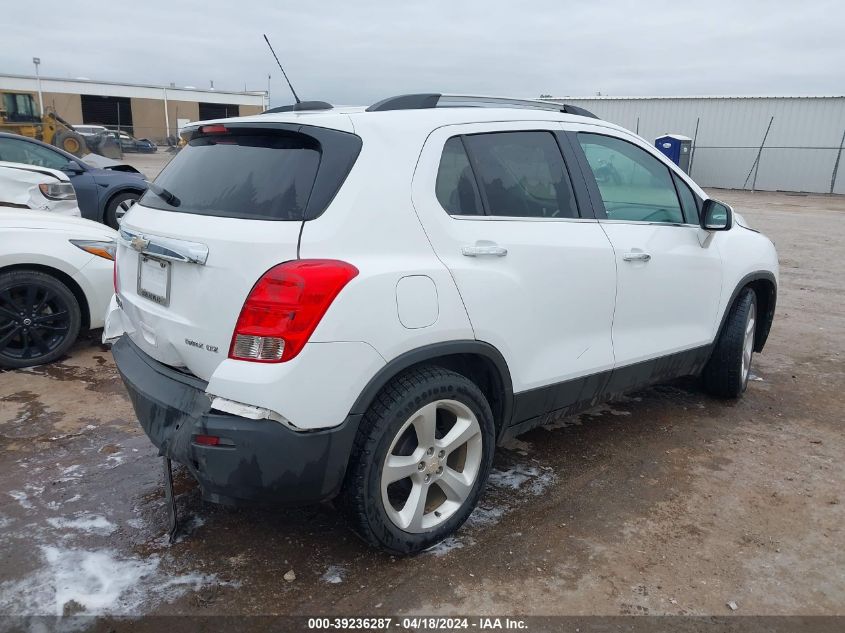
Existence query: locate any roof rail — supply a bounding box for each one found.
[365,93,599,119]
[263,100,333,114]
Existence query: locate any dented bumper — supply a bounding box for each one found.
[111,335,360,506]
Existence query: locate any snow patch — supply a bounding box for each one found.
[321,565,347,584]
[488,464,555,494]
[60,465,82,477]
[47,515,117,535]
[8,490,32,509]
[425,536,474,557]
[466,504,506,528]
[0,546,230,616]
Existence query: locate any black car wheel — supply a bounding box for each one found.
[0,270,82,369]
[105,191,140,229]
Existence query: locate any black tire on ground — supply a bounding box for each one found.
[53,130,88,157]
[702,287,757,398]
[340,366,496,555]
[104,191,141,229]
[0,270,82,369]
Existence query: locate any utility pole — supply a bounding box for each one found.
[32,57,44,115]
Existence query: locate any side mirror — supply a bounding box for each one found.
[62,160,85,175]
[700,199,733,231]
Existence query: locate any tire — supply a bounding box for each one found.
[53,130,87,157]
[340,366,496,555]
[703,287,757,398]
[104,191,140,229]
[0,270,82,369]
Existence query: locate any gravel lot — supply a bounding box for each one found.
[0,178,843,621]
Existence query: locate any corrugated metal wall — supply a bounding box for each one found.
[549,97,845,194]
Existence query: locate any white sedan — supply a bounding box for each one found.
[0,161,81,216]
[0,207,116,368]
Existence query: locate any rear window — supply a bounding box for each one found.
[140,130,321,221]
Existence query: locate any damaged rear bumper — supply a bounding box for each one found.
[111,335,360,506]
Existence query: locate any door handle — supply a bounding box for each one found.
[622,252,652,262]
[462,244,508,257]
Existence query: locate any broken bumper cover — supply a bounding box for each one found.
[111,335,360,506]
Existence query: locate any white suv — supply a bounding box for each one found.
[105,94,778,554]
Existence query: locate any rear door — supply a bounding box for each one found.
[570,127,723,367]
[115,121,361,379]
[412,121,617,418]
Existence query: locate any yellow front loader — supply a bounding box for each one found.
[1,91,119,158]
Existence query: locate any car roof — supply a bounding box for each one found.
[187,102,628,138]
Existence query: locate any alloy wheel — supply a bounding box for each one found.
[380,399,483,533]
[0,283,72,363]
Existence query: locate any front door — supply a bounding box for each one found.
[411,122,617,419]
[572,128,723,367]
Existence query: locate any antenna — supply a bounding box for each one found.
[263,34,301,104]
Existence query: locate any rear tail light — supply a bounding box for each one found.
[199,124,228,135]
[229,259,358,363]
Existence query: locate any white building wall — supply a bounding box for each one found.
[0,74,265,107]
[548,96,845,194]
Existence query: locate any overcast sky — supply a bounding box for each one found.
[5,0,844,105]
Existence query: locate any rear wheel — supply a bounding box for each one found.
[340,366,495,554]
[0,270,81,369]
[703,287,757,398]
[104,191,140,229]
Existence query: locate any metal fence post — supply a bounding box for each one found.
[744,116,774,191]
[830,128,845,194]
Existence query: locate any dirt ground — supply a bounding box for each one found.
[0,186,843,622]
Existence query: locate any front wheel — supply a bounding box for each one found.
[340,366,495,555]
[0,270,82,369]
[703,287,757,398]
[104,191,140,229]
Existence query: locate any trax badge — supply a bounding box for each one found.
[185,338,219,354]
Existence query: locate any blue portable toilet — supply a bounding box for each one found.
[655,134,692,173]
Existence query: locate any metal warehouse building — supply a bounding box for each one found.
[0,74,266,143]
[546,96,845,194]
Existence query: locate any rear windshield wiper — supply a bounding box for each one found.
[148,183,181,207]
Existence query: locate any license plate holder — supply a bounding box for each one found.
[137,255,171,306]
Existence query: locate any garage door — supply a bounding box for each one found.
[81,95,133,134]
[198,103,239,120]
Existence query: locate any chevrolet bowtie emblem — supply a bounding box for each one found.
[130,235,150,252]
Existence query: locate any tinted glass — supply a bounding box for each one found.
[0,138,68,170]
[578,133,683,224]
[436,137,482,215]
[463,132,578,218]
[140,130,321,220]
[672,172,700,223]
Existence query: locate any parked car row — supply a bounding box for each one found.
[75,124,158,153]
[0,132,148,227]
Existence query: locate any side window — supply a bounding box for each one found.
[463,131,578,218]
[0,138,68,170]
[672,172,700,224]
[578,133,684,224]
[435,137,483,215]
